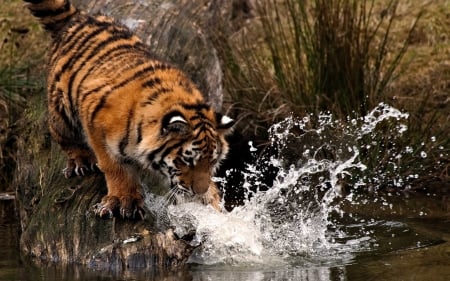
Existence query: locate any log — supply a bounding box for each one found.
[15,0,236,271]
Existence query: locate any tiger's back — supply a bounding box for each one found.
[25,0,234,219]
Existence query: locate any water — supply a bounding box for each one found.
[1,103,450,280]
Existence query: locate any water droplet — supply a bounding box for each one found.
[248,141,257,152]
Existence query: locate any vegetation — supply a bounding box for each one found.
[0,2,47,189]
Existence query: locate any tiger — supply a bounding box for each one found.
[24,0,234,219]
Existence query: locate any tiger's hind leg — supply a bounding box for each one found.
[47,91,98,178]
[63,146,98,178]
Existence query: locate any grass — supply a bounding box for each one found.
[217,0,423,127]
[0,0,47,190]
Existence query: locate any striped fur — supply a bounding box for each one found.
[25,0,234,219]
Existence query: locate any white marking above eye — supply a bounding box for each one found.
[169,115,187,124]
[221,115,233,125]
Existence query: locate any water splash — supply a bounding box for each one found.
[154,103,414,265]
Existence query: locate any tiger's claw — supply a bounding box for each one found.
[94,195,144,220]
[63,152,98,178]
[93,203,114,219]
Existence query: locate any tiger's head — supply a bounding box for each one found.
[139,102,234,197]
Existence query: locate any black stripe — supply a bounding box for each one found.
[59,110,74,132]
[119,109,134,156]
[192,127,208,141]
[49,88,75,131]
[89,64,172,126]
[141,88,171,107]
[142,77,162,88]
[192,138,204,146]
[30,0,71,18]
[49,110,73,140]
[181,103,210,111]
[61,27,108,74]
[178,150,194,166]
[53,17,113,73]
[71,28,133,76]
[48,18,86,64]
[159,140,187,164]
[44,22,59,31]
[193,120,212,131]
[67,33,133,107]
[60,28,111,111]
[189,115,202,121]
[76,50,131,106]
[49,21,107,94]
[147,144,167,163]
[137,121,143,144]
[89,93,108,128]
[58,16,103,53]
[77,44,147,105]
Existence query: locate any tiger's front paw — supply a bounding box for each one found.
[93,195,145,220]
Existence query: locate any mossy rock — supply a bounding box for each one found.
[17,163,195,269]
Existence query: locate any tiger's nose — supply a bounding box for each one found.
[192,173,210,195]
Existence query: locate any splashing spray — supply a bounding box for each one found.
[152,103,412,265]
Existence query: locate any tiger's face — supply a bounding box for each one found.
[137,104,234,196]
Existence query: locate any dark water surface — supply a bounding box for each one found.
[1,193,450,281]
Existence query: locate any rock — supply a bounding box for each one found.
[17,173,195,270]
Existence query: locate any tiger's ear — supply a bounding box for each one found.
[162,112,190,135]
[216,113,234,133]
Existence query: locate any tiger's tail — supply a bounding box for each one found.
[24,0,78,34]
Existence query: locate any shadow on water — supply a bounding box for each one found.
[1,193,450,281]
